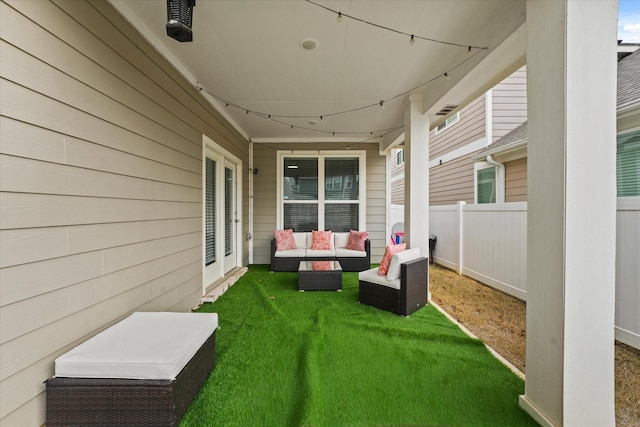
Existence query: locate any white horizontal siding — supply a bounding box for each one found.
[491,66,528,142]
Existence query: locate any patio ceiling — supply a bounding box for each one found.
[112,0,526,145]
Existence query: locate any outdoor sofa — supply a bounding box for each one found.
[271,230,370,272]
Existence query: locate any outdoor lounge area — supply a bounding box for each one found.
[1,1,638,426]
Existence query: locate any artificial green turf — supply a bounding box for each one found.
[182,265,537,427]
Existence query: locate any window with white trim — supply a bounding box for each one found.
[435,111,460,135]
[396,149,404,165]
[278,151,366,232]
[617,130,640,197]
[476,166,496,204]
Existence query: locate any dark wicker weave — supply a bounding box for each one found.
[358,257,429,316]
[45,330,216,427]
[270,239,370,272]
[298,261,343,291]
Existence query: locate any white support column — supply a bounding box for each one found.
[404,94,430,257]
[520,1,617,426]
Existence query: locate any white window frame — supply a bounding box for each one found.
[435,111,461,135]
[396,149,405,165]
[474,158,506,204]
[616,127,640,198]
[276,150,367,231]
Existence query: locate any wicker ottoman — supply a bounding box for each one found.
[46,312,218,427]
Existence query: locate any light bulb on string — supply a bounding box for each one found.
[444,72,451,81]
[379,100,385,110]
[410,35,415,46]
[320,116,324,123]
[337,11,343,22]
[468,46,472,55]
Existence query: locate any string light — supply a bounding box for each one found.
[410,35,415,46]
[444,72,451,81]
[307,0,486,51]
[379,100,385,109]
[468,46,472,54]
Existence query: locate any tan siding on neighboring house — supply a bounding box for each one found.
[252,142,386,265]
[492,66,528,142]
[0,1,247,425]
[390,148,404,179]
[505,157,528,202]
[429,154,477,205]
[391,178,404,205]
[431,96,486,158]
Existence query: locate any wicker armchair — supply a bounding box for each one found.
[358,257,429,316]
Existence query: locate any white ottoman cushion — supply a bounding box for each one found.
[54,312,218,380]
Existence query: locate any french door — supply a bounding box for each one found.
[203,142,240,293]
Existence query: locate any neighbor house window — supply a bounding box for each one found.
[476,166,496,203]
[435,111,460,135]
[396,149,405,165]
[617,130,640,197]
[279,151,366,232]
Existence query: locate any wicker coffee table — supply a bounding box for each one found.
[298,261,343,291]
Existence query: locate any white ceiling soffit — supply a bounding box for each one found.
[110,0,526,145]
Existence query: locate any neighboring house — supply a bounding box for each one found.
[472,45,640,203]
[390,66,528,208]
[393,45,640,207]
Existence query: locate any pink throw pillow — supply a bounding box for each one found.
[312,261,332,271]
[378,244,406,276]
[311,230,332,250]
[274,229,297,251]
[346,230,368,251]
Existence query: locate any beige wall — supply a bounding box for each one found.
[252,142,387,264]
[431,96,486,158]
[429,154,477,205]
[0,1,247,425]
[492,66,528,142]
[505,157,528,202]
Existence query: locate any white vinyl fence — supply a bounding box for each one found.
[392,198,640,349]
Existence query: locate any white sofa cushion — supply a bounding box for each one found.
[305,249,336,257]
[359,267,401,290]
[275,248,307,257]
[55,312,218,380]
[386,248,421,281]
[334,232,350,248]
[335,248,367,257]
[293,232,308,249]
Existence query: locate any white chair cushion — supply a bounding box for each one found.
[386,248,421,281]
[334,232,350,248]
[293,232,308,249]
[54,312,218,380]
[275,248,307,257]
[335,248,366,257]
[359,267,401,290]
